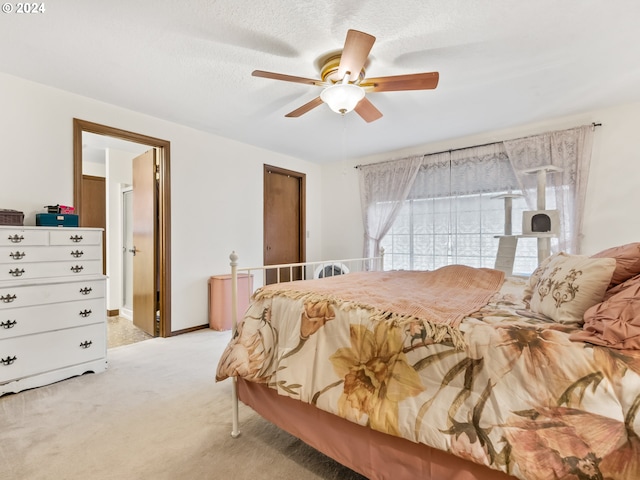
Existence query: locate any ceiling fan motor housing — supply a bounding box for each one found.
[320,54,366,84]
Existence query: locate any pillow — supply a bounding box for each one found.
[570,276,640,349]
[528,254,616,324]
[522,252,566,308]
[603,272,640,301]
[590,242,640,288]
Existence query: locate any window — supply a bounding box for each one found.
[379,149,545,276]
[361,127,591,267]
[381,193,540,275]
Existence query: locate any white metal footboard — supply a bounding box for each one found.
[228,250,384,438]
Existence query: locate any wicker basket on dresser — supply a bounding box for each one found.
[0,226,107,396]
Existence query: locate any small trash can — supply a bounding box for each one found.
[208,274,253,330]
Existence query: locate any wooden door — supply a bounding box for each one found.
[264,165,305,284]
[132,150,157,336]
[81,175,106,274]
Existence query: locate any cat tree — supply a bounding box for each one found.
[494,165,562,275]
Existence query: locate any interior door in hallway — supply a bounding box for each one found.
[264,165,306,284]
[132,149,157,336]
[81,175,106,274]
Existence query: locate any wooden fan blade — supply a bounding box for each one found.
[285,96,324,117]
[362,72,439,92]
[337,30,376,82]
[252,70,324,86]
[354,97,383,123]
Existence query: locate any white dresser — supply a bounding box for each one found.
[0,226,107,396]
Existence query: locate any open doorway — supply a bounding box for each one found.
[73,119,172,344]
[105,183,154,348]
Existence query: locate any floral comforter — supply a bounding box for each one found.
[216,274,640,480]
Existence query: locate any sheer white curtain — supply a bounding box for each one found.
[411,143,518,198]
[359,144,520,263]
[407,144,522,268]
[503,125,594,253]
[360,126,594,264]
[358,155,423,258]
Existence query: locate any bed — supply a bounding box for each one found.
[216,244,640,480]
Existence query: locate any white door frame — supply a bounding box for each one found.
[120,185,133,320]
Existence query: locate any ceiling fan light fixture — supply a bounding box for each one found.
[253,29,439,122]
[320,83,365,115]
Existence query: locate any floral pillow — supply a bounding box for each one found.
[570,274,640,349]
[522,252,565,309]
[590,242,640,288]
[528,254,616,324]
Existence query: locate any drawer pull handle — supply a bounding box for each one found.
[9,251,25,260]
[70,235,84,243]
[1,294,16,303]
[8,235,24,243]
[79,287,93,295]
[9,268,25,277]
[71,265,84,273]
[79,309,92,317]
[1,355,17,365]
[79,340,93,349]
[1,320,17,329]
[71,250,84,258]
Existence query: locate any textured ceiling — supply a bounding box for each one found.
[2,0,640,163]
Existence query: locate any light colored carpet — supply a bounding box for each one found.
[0,329,366,480]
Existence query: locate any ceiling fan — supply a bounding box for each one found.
[252,29,439,123]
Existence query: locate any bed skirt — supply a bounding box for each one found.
[237,378,515,480]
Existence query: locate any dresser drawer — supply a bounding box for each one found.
[0,323,105,383]
[49,229,102,246]
[0,260,103,281]
[0,279,105,310]
[0,297,105,340]
[0,229,48,247]
[0,245,102,264]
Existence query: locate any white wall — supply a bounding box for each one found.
[5,68,637,333]
[105,148,135,312]
[0,72,323,332]
[321,101,640,260]
[79,147,134,313]
[83,157,106,177]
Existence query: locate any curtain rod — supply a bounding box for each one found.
[354,122,602,169]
